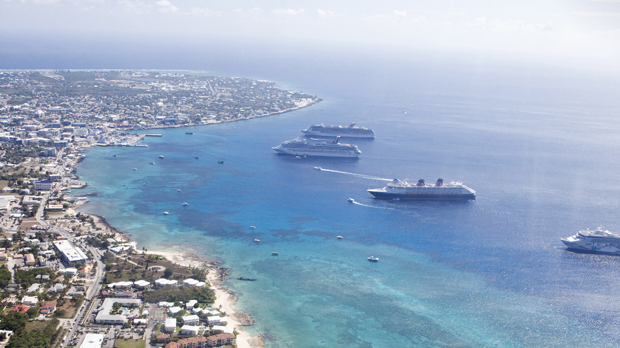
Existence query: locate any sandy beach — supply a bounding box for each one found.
[145,250,265,348]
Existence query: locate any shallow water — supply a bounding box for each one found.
[77,52,620,347]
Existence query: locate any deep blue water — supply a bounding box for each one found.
[70,48,620,347]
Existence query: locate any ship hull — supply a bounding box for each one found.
[561,239,620,254]
[368,190,475,201]
[274,148,360,158]
[302,130,374,138]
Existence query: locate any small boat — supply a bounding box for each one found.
[272,252,279,256]
[177,189,182,192]
[163,212,169,215]
[142,183,146,186]
[295,156,302,159]
[186,132,193,135]
[132,168,137,171]
[314,167,322,170]
[149,162,155,165]
[337,236,343,239]
[159,155,164,159]
[368,256,379,262]
[254,239,260,243]
[392,197,400,201]
[195,157,199,159]
[237,277,257,281]
[250,226,256,229]
[182,202,189,206]
[347,198,354,203]
[218,160,224,164]
[113,154,117,157]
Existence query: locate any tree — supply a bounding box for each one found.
[164,268,173,278]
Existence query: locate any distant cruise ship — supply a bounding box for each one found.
[368,178,476,200]
[301,123,375,138]
[273,137,361,158]
[562,227,620,254]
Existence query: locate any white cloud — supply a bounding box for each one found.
[273,8,304,16]
[317,9,335,18]
[393,10,407,17]
[156,0,177,14]
[572,11,620,17]
[190,7,222,17]
[118,0,149,14]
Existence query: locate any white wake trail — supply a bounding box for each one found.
[317,168,393,182]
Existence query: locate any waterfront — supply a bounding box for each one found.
[74,52,620,348]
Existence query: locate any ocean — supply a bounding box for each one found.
[73,47,620,347]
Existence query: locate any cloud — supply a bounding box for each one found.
[588,0,620,2]
[572,11,620,17]
[190,7,222,17]
[317,9,335,18]
[468,17,553,33]
[273,8,304,16]
[393,10,407,17]
[118,0,149,14]
[156,0,177,14]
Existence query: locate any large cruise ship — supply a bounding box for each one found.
[273,137,361,158]
[561,227,620,254]
[301,123,375,138]
[368,178,476,200]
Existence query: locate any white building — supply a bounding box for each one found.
[155,279,178,287]
[34,180,54,191]
[0,196,16,211]
[53,240,88,265]
[182,315,199,325]
[134,280,150,289]
[183,278,199,287]
[185,299,197,309]
[164,318,177,332]
[168,306,182,316]
[211,326,234,334]
[21,296,38,306]
[180,325,200,336]
[95,298,141,325]
[207,316,228,326]
[79,334,105,348]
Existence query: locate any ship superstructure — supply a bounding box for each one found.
[273,137,361,158]
[561,227,620,254]
[368,178,476,200]
[301,123,375,138]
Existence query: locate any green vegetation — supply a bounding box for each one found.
[0,266,12,288]
[143,286,215,304]
[15,268,56,288]
[113,339,146,348]
[0,312,60,348]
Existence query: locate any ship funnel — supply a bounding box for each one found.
[417,179,425,187]
[348,123,356,128]
[332,136,340,144]
[436,178,443,187]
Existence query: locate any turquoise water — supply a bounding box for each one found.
[75,53,620,347]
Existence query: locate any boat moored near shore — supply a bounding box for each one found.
[562,227,620,254]
[302,123,375,138]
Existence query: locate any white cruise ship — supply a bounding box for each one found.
[562,227,620,254]
[368,178,476,201]
[301,123,375,138]
[273,137,361,158]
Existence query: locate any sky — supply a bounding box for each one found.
[1,0,619,71]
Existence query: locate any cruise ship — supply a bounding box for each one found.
[273,137,361,158]
[368,178,476,200]
[301,123,375,138]
[561,227,620,254]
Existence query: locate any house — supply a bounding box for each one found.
[185,300,197,310]
[182,315,199,325]
[11,305,30,314]
[168,306,182,316]
[21,296,38,306]
[207,316,227,326]
[133,280,150,289]
[164,318,177,332]
[34,180,54,191]
[206,333,235,347]
[183,278,199,287]
[94,298,141,325]
[155,279,178,287]
[0,254,7,261]
[180,325,199,336]
[156,334,171,343]
[211,326,233,334]
[26,283,40,294]
[48,283,65,293]
[25,254,35,266]
[40,303,56,315]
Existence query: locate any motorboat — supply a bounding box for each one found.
[163,212,169,215]
[159,155,164,159]
[177,189,182,192]
[347,198,354,203]
[368,256,379,262]
[337,236,343,239]
[132,168,137,171]
[272,252,279,256]
[254,239,260,243]
[218,160,224,164]
[149,162,155,165]
[250,226,256,229]
[314,167,322,170]
[182,202,189,206]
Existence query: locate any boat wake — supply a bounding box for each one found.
[351,200,395,210]
[318,168,392,181]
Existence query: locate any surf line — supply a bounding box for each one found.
[317,168,393,181]
[351,200,395,210]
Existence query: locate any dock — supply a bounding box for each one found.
[144,134,162,137]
